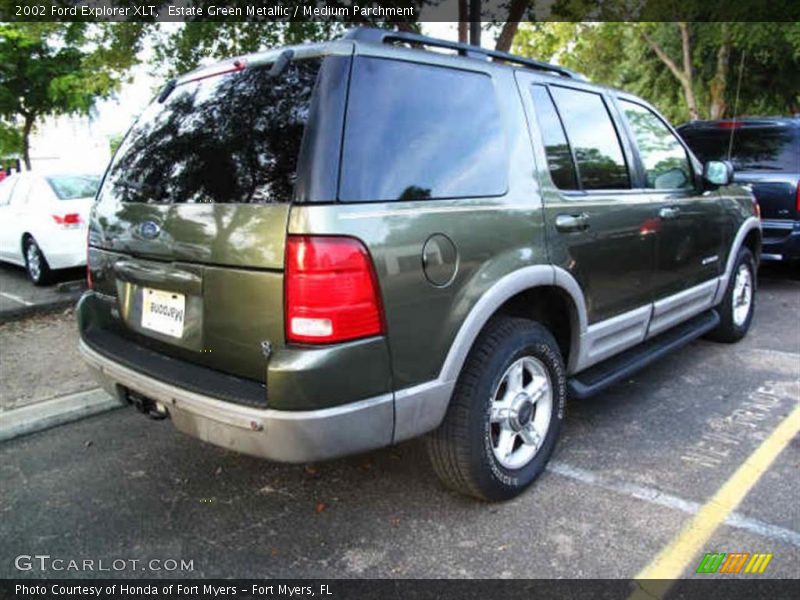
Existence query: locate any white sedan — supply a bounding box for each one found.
[0,172,100,285]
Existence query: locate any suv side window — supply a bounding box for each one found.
[340,57,507,202]
[530,85,579,190]
[621,100,693,190]
[549,86,630,190]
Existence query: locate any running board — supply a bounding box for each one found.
[567,309,720,400]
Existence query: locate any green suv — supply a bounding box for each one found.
[78,29,761,500]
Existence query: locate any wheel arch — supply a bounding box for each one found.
[393,265,587,444]
[438,265,587,385]
[714,216,761,305]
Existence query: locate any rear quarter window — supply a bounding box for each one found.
[340,57,508,202]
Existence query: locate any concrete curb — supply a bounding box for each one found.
[0,297,80,324]
[0,388,124,443]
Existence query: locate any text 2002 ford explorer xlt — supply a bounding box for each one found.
[78,29,761,500]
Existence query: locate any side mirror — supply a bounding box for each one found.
[704,160,733,186]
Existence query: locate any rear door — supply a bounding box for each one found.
[0,175,33,263]
[0,177,18,261]
[89,53,345,382]
[617,98,726,315]
[516,77,657,324]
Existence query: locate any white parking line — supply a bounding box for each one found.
[547,461,800,548]
[0,291,33,306]
[0,292,33,306]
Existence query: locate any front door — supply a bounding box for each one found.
[516,76,658,325]
[615,98,725,334]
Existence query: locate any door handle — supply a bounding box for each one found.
[659,206,681,220]
[555,213,590,233]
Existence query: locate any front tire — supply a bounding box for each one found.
[24,237,52,286]
[427,317,566,501]
[707,246,756,343]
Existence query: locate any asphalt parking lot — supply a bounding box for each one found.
[0,263,85,321]
[0,264,797,581]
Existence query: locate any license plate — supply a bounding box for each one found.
[141,287,185,338]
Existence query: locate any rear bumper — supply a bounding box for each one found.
[761,219,800,261]
[79,339,394,463]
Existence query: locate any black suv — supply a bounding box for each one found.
[679,118,799,264]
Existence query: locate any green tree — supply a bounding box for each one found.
[0,23,142,170]
[514,22,800,123]
[152,22,349,77]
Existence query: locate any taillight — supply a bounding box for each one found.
[52,213,81,227]
[796,181,800,213]
[285,236,384,344]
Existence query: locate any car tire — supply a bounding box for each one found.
[426,316,566,501]
[706,246,756,343]
[24,237,52,286]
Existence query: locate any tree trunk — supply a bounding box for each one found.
[708,24,731,120]
[678,22,700,121]
[21,114,34,171]
[495,0,528,53]
[640,24,700,121]
[469,0,481,46]
[458,0,468,44]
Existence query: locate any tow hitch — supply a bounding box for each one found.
[126,389,169,420]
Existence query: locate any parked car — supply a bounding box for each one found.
[678,118,799,264]
[77,29,760,500]
[0,172,100,284]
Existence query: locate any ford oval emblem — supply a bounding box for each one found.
[139,221,161,240]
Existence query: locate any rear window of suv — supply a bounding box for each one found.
[680,125,799,172]
[339,57,508,202]
[101,58,323,205]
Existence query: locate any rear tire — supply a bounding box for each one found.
[707,247,756,343]
[24,237,52,286]
[427,316,566,501]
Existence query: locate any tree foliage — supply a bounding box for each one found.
[0,23,143,169]
[514,22,800,124]
[152,22,350,77]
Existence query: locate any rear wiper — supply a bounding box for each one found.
[268,50,294,78]
[157,79,177,103]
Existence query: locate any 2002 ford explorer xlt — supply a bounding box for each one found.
[78,29,761,500]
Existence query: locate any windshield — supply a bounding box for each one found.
[47,175,100,200]
[100,58,323,205]
[680,126,799,172]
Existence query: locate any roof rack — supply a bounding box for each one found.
[342,27,580,80]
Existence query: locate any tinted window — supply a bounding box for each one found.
[680,126,799,172]
[621,101,692,190]
[340,57,507,202]
[550,87,629,190]
[47,175,101,200]
[100,58,323,205]
[530,85,578,190]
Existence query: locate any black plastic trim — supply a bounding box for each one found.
[568,309,720,399]
[82,326,268,409]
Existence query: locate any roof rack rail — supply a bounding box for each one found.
[342,27,580,80]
